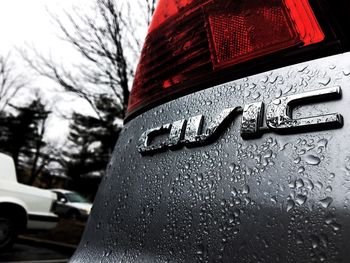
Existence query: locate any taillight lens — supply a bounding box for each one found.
[127,0,324,118]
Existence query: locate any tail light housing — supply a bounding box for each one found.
[127,0,326,119]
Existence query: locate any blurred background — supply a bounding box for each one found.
[0,0,156,261]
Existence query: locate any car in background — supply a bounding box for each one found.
[0,153,58,251]
[51,189,92,220]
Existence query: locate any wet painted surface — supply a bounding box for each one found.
[72,52,350,262]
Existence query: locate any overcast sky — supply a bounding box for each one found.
[0,0,146,144]
[0,0,92,144]
[0,0,90,53]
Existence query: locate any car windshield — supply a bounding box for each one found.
[65,192,89,203]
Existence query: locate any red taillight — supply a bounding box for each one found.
[127,0,325,118]
[284,0,324,45]
[148,0,200,33]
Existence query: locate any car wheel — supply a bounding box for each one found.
[0,217,16,251]
[67,210,80,220]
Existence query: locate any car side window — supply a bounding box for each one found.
[56,192,66,201]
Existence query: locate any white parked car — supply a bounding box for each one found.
[0,153,58,251]
[51,189,92,220]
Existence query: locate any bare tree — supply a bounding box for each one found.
[146,0,157,25]
[19,0,157,186]
[0,53,28,113]
[27,112,49,185]
[21,0,155,119]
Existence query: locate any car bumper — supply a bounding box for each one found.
[72,51,350,262]
[27,213,59,230]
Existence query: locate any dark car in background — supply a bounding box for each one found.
[71,0,350,262]
[52,189,92,220]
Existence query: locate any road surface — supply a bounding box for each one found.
[0,243,71,263]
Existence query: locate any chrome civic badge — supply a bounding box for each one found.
[139,87,343,155]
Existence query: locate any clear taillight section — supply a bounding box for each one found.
[127,0,324,117]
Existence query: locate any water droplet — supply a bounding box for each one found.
[343,69,350,76]
[319,77,331,86]
[304,179,314,190]
[229,163,236,173]
[234,197,242,205]
[326,186,332,192]
[242,185,250,194]
[261,76,269,83]
[273,99,281,105]
[271,196,277,204]
[295,194,307,205]
[296,235,304,245]
[320,197,333,208]
[289,181,296,189]
[298,166,305,173]
[294,157,301,164]
[264,150,273,158]
[252,91,261,100]
[318,138,328,148]
[345,157,350,171]
[311,235,320,249]
[269,76,278,84]
[287,200,295,212]
[275,89,282,98]
[331,222,341,232]
[298,65,308,72]
[196,244,205,255]
[305,155,321,165]
[315,181,323,189]
[231,188,238,197]
[296,179,304,188]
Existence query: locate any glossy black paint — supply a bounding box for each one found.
[71,52,350,262]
